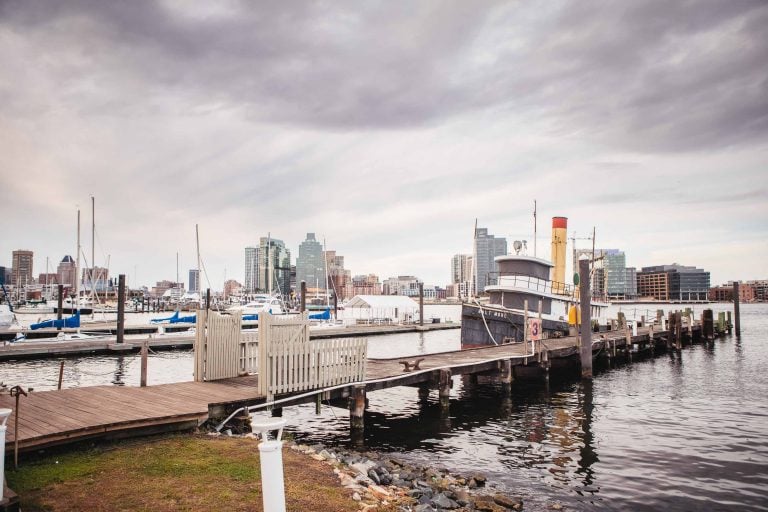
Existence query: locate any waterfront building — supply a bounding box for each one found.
[352,274,381,296]
[0,265,5,285]
[244,246,259,293]
[57,255,76,288]
[296,233,325,292]
[474,228,507,293]
[747,280,768,302]
[603,250,637,300]
[188,269,200,293]
[326,250,353,300]
[258,236,291,299]
[637,264,710,302]
[12,249,34,287]
[709,282,756,302]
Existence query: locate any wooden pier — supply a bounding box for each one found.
[1,316,730,455]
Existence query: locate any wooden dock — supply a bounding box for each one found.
[2,321,727,455]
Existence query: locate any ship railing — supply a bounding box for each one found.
[491,273,574,297]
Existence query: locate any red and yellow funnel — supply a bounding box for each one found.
[551,217,567,285]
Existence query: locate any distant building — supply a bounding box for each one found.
[0,265,5,286]
[602,250,637,300]
[81,266,110,293]
[383,276,421,297]
[326,250,353,300]
[57,255,76,288]
[12,250,34,287]
[37,273,59,286]
[637,264,710,301]
[747,280,768,302]
[709,282,756,302]
[296,233,325,291]
[450,254,475,298]
[352,274,381,296]
[223,279,243,299]
[244,246,259,293]
[258,236,291,298]
[151,280,183,298]
[474,228,506,293]
[188,269,200,293]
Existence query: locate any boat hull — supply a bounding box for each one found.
[54,307,94,315]
[460,303,569,349]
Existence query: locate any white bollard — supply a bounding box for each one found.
[251,416,287,512]
[0,408,11,502]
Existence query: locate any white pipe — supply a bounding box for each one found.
[0,408,11,502]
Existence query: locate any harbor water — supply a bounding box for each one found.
[1,303,766,510]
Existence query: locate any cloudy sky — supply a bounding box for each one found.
[1,0,766,290]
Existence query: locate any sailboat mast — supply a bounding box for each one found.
[533,200,537,257]
[91,196,95,302]
[471,218,477,298]
[75,208,81,307]
[266,232,272,295]
[323,237,329,307]
[196,224,201,300]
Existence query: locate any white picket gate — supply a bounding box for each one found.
[195,310,259,381]
[257,312,367,401]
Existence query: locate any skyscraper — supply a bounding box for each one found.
[296,233,325,291]
[12,250,33,287]
[57,255,76,288]
[450,253,474,298]
[473,228,506,294]
[258,236,291,298]
[244,246,259,293]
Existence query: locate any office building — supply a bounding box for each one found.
[296,233,325,291]
[474,228,507,293]
[189,269,200,293]
[258,236,291,298]
[244,246,259,293]
[637,264,710,301]
[57,255,77,288]
[352,274,381,296]
[12,250,34,287]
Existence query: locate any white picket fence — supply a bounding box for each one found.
[257,312,367,401]
[194,311,367,399]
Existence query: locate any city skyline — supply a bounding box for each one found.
[1,1,766,288]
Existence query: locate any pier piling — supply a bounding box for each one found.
[116,274,125,344]
[56,285,63,330]
[733,282,741,336]
[438,369,452,409]
[703,309,714,340]
[419,282,424,327]
[349,385,366,433]
[578,257,592,379]
[300,281,306,312]
[57,361,64,390]
[140,339,148,387]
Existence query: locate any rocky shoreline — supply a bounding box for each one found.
[286,440,525,511]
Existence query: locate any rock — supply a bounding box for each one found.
[551,504,563,510]
[352,492,361,501]
[454,489,470,506]
[351,461,376,477]
[471,473,487,486]
[493,494,523,510]
[468,479,478,489]
[319,449,334,460]
[418,494,432,505]
[310,454,324,461]
[432,493,459,509]
[414,504,435,512]
[368,469,381,485]
[368,484,391,500]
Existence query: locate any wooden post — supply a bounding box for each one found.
[733,282,741,336]
[500,359,513,384]
[205,288,211,310]
[300,281,306,313]
[350,385,366,432]
[579,257,592,379]
[315,394,322,415]
[675,311,682,350]
[438,369,452,409]
[703,309,714,340]
[726,311,732,334]
[332,292,338,320]
[57,360,65,390]
[56,284,64,330]
[116,274,125,344]
[271,407,283,417]
[419,282,424,326]
[417,385,431,402]
[140,339,148,387]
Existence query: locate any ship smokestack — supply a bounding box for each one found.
[551,217,568,285]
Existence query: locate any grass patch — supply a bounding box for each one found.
[7,434,361,512]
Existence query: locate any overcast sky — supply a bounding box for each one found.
[1,0,766,290]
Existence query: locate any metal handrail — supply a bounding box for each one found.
[487,272,574,296]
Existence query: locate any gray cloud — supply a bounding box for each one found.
[1,0,766,151]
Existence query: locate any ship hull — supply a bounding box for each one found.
[460,303,569,349]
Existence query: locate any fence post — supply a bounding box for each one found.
[0,408,11,501]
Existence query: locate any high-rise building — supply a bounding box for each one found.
[12,250,34,287]
[0,266,5,285]
[326,250,352,300]
[188,269,200,293]
[258,236,291,298]
[637,264,710,301]
[296,233,325,291]
[450,253,474,298]
[57,255,76,288]
[382,276,421,296]
[474,228,507,294]
[244,247,259,293]
[82,266,110,293]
